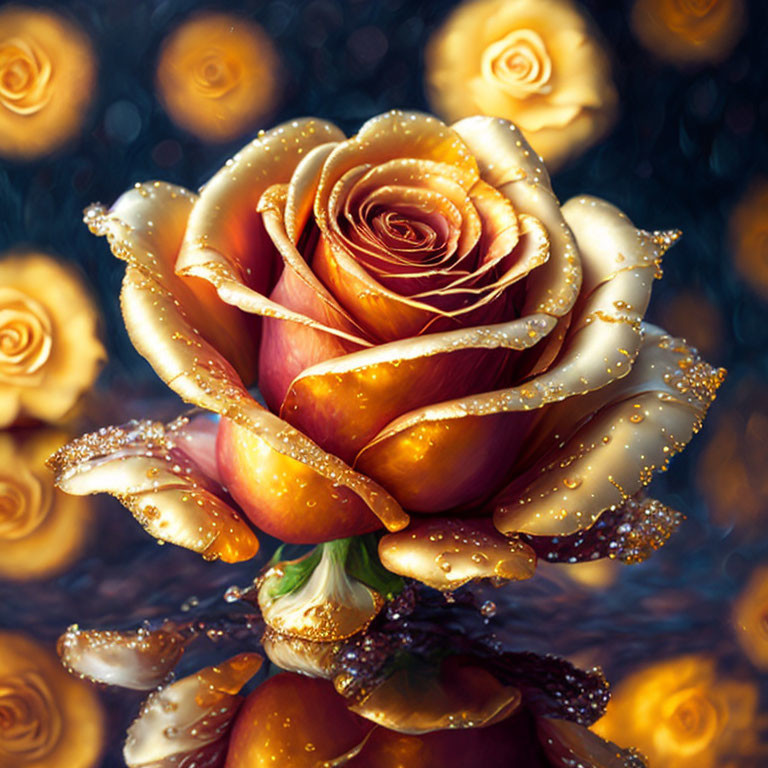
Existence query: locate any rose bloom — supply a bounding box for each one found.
[730,178,768,301]
[156,12,281,143]
[733,565,768,669]
[593,655,759,768]
[59,111,722,587]
[0,5,96,159]
[631,0,745,67]
[0,631,105,768]
[426,0,617,170]
[0,430,92,581]
[0,252,105,427]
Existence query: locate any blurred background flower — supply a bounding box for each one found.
[426,0,617,170]
[0,251,104,428]
[729,178,768,302]
[593,654,759,768]
[631,0,745,67]
[0,5,96,160]
[155,11,281,143]
[0,429,93,582]
[734,565,768,669]
[0,630,105,768]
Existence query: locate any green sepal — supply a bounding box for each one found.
[345,534,404,600]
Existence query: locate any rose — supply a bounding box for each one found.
[0,631,104,768]
[0,252,104,427]
[0,6,95,159]
[594,655,758,768]
[426,0,617,170]
[68,111,722,587]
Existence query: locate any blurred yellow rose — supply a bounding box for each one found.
[730,179,768,301]
[733,565,768,669]
[0,631,105,768]
[0,430,92,581]
[593,655,758,768]
[0,5,96,160]
[632,0,745,66]
[0,252,104,427]
[426,0,617,170]
[156,11,281,142]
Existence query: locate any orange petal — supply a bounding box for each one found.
[48,416,259,563]
[537,717,646,768]
[58,625,187,690]
[124,653,262,768]
[340,655,521,734]
[494,327,725,536]
[378,517,536,590]
[217,417,407,544]
[282,314,555,461]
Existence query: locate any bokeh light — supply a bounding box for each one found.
[734,565,768,670]
[0,631,105,768]
[730,178,768,302]
[0,252,105,428]
[593,654,759,768]
[0,5,96,160]
[631,0,746,67]
[425,0,617,170]
[155,11,281,143]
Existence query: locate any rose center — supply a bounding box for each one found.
[0,673,62,760]
[0,289,53,380]
[194,50,241,98]
[662,687,719,751]
[0,471,48,541]
[676,0,718,17]
[0,37,52,115]
[482,29,552,99]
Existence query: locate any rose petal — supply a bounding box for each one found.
[58,625,187,691]
[282,314,555,461]
[340,655,521,734]
[124,653,262,768]
[48,416,259,563]
[378,517,536,591]
[537,717,647,768]
[494,327,725,536]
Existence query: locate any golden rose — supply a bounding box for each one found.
[0,6,95,159]
[0,631,105,768]
[0,430,92,581]
[733,565,768,669]
[632,0,745,66]
[0,252,104,427]
[593,655,758,768]
[156,12,281,142]
[56,112,722,590]
[426,0,617,170]
[730,178,768,301]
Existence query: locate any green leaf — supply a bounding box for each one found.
[267,545,323,599]
[345,534,404,600]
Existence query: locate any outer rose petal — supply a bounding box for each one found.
[217,418,400,544]
[48,416,259,563]
[282,314,555,461]
[378,517,536,590]
[124,653,262,768]
[354,193,679,512]
[494,327,725,536]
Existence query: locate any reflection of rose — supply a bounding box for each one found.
[0,430,92,581]
[156,12,280,142]
[0,6,95,159]
[594,655,758,768]
[632,0,745,66]
[0,252,104,427]
[426,0,617,170]
[0,631,104,768]
[69,111,722,587]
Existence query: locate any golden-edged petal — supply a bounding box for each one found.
[48,416,259,563]
[124,653,262,768]
[339,655,521,734]
[378,518,536,591]
[58,625,187,691]
[282,314,555,461]
[261,629,341,679]
[494,327,725,536]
